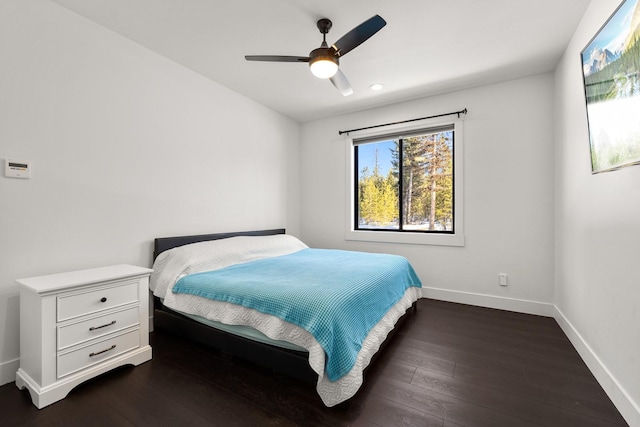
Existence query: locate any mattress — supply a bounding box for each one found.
[161,303,306,352]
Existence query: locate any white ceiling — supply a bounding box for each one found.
[50,0,591,123]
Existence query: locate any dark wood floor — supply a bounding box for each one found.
[1,299,628,426]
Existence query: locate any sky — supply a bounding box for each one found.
[583,0,638,62]
[357,140,396,177]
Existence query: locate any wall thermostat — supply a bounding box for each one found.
[5,159,31,179]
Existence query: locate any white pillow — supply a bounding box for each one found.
[150,234,308,299]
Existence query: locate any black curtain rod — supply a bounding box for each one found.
[338,108,468,136]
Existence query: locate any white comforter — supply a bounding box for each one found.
[150,234,421,406]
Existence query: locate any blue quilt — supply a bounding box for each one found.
[172,248,422,381]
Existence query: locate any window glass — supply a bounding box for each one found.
[356,140,399,230]
[355,128,454,233]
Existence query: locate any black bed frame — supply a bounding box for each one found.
[152,228,416,390]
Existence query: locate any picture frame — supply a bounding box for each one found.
[580,0,640,174]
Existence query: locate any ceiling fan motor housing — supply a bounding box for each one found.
[309,47,338,64]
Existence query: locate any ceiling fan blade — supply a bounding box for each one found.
[244,55,309,62]
[331,15,386,57]
[330,69,353,96]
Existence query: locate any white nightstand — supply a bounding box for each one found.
[15,264,153,409]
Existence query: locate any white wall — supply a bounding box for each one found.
[300,74,556,315]
[0,0,300,384]
[554,1,640,425]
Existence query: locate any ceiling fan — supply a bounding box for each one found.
[245,15,386,96]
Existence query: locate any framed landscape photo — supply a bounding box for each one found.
[581,0,640,173]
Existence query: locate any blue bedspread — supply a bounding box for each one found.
[172,248,422,381]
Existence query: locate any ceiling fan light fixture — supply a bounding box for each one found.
[309,56,338,79]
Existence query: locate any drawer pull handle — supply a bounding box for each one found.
[100,297,107,303]
[89,344,116,358]
[89,320,116,331]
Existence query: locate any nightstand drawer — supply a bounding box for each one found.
[58,306,140,350]
[57,280,139,322]
[57,329,140,379]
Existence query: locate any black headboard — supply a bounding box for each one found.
[153,228,286,260]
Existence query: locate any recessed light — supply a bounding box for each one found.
[369,83,384,91]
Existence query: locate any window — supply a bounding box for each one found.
[345,119,464,246]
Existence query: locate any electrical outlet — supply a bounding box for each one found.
[498,274,508,286]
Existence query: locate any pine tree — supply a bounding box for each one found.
[420,132,453,230]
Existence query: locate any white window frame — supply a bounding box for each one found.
[345,117,464,246]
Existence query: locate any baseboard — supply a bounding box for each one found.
[422,287,555,317]
[0,357,19,387]
[554,307,639,427]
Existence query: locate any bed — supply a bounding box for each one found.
[150,229,422,406]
